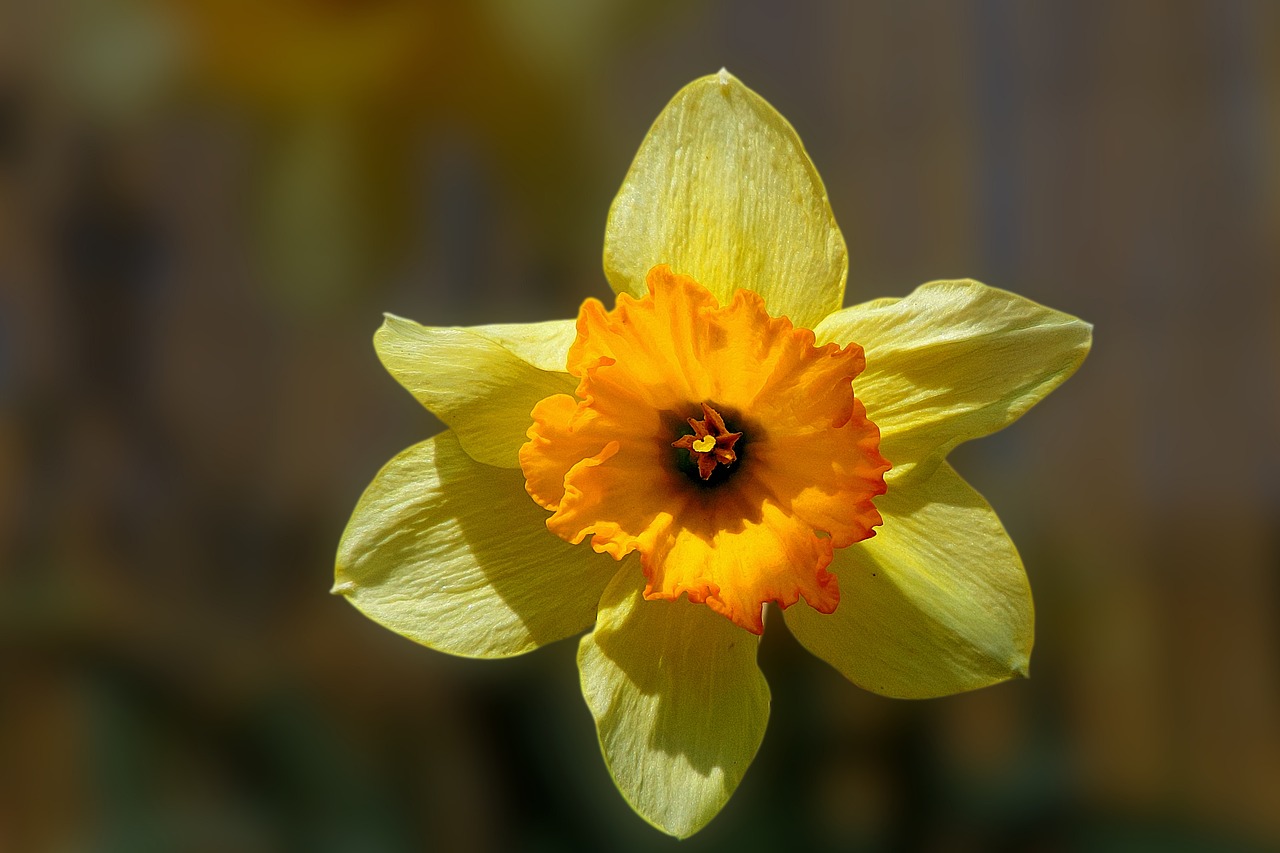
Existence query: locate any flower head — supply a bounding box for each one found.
[335,70,1091,838]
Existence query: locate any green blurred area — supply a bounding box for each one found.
[2,1,1279,850]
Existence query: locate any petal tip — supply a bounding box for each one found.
[376,312,414,336]
[331,579,355,596]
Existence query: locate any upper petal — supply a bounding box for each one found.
[783,462,1033,698]
[578,570,770,838]
[375,315,577,468]
[334,432,618,658]
[815,280,1092,477]
[604,70,847,330]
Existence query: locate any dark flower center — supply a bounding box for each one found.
[671,402,743,487]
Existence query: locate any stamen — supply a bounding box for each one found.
[671,402,743,481]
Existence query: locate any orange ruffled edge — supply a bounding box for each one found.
[520,266,889,633]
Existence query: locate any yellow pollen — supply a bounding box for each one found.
[692,435,716,452]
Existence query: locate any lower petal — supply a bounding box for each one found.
[335,432,617,657]
[578,570,770,838]
[783,462,1034,698]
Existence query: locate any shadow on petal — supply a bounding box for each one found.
[578,572,768,836]
[336,432,619,657]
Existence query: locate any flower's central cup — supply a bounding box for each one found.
[519,265,890,634]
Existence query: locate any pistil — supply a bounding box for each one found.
[672,402,743,481]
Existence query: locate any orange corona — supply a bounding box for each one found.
[520,265,890,633]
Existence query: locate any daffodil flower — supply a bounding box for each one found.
[335,70,1091,838]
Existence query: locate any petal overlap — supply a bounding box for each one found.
[783,461,1034,698]
[376,315,577,468]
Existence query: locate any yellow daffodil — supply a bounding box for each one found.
[335,70,1091,838]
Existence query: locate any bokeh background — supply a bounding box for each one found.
[3,0,1279,850]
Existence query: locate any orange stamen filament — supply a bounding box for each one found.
[671,402,743,481]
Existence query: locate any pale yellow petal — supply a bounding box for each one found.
[815,280,1091,477]
[783,462,1033,698]
[375,315,577,468]
[604,70,846,329]
[334,432,617,658]
[578,570,769,838]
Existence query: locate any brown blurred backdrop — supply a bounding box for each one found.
[2,1,1278,850]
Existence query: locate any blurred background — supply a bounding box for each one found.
[2,0,1278,850]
